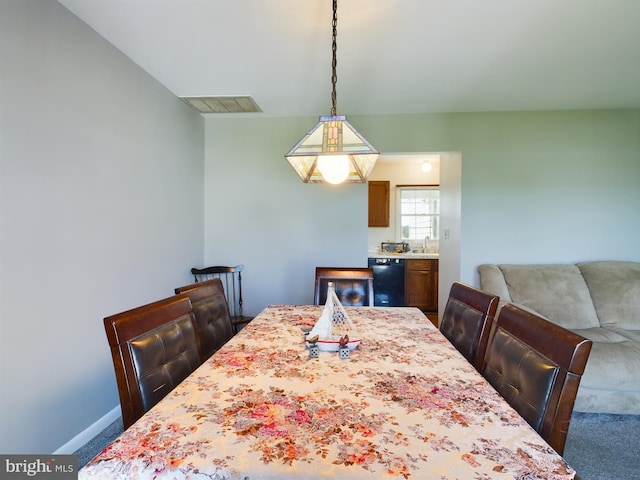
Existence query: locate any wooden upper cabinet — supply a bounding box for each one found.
[368,181,390,227]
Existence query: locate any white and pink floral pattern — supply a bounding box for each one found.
[80,305,576,479]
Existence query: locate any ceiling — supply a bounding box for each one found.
[57,0,640,117]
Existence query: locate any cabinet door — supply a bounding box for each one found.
[368,181,390,227]
[404,259,439,312]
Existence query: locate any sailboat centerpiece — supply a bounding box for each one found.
[306,282,361,352]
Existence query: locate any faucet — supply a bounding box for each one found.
[424,235,430,250]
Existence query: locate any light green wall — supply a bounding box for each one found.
[204,117,369,313]
[205,109,640,298]
[352,109,640,282]
[1,0,204,454]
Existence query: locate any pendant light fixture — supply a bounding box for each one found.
[285,0,379,184]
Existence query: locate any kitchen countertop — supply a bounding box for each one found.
[368,252,439,259]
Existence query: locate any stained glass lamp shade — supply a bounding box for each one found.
[285,115,379,184]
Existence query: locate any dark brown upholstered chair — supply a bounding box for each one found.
[175,278,234,361]
[191,265,253,333]
[482,303,593,455]
[314,267,375,306]
[103,295,202,430]
[439,281,500,371]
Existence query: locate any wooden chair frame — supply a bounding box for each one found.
[103,295,201,429]
[175,278,234,360]
[439,281,500,371]
[314,267,375,306]
[191,265,253,332]
[482,303,593,455]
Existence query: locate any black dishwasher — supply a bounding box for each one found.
[368,257,405,307]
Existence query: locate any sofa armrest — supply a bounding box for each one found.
[478,264,512,300]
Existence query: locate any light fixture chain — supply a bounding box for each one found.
[331,0,338,116]
[284,0,378,184]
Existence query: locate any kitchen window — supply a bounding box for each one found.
[397,186,440,242]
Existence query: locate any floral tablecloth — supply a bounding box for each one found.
[80,305,576,479]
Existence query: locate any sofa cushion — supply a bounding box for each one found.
[572,327,640,393]
[578,261,640,330]
[498,264,600,329]
[572,327,635,344]
[611,328,640,343]
[477,264,513,301]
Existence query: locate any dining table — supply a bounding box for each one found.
[79,305,578,479]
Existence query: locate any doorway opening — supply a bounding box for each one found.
[367,152,461,324]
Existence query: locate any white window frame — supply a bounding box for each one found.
[395,185,440,244]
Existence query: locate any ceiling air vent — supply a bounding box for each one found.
[180,96,262,114]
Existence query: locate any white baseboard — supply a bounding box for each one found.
[54,406,121,454]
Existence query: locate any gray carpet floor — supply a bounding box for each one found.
[563,412,640,480]
[75,417,123,468]
[77,412,639,478]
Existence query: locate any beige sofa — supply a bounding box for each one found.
[478,261,640,415]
